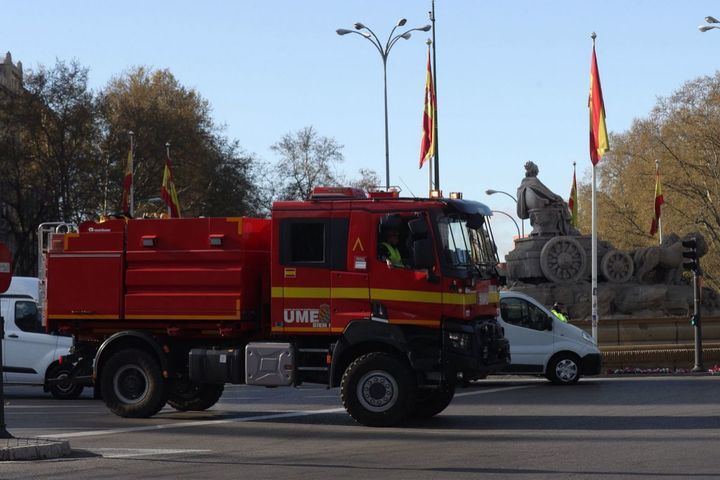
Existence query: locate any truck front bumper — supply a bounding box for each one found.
[442,318,511,374]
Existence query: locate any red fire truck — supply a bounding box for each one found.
[41,188,509,427]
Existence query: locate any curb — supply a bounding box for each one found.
[0,438,71,461]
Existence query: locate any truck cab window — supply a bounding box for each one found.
[290,223,325,263]
[15,300,41,333]
[377,215,410,268]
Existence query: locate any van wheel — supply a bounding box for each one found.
[341,352,416,427]
[546,353,581,385]
[410,383,455,419]
[101,349,167,417]
[47,364,84,400]
[168,382,224,411]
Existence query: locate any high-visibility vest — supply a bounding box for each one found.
[381,242,403,267]
[551,309,568,322]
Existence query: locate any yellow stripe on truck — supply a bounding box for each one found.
[271,286,490,305]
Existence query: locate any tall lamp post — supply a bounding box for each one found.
[491,210,521,239]
[337,19,432,189]
[486,189,524,237]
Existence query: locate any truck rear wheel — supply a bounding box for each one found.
[410,383,455,419]
[341,352,416,427]
[167,382,225,411]
[101,349,167,418]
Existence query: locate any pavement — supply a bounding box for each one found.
[0,376,719,479]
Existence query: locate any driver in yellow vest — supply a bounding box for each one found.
[379,226,405,268]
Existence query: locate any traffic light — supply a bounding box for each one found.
[682,237,700,273]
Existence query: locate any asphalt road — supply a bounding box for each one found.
[1,376,719,479]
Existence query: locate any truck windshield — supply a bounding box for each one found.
[436,214,499,274]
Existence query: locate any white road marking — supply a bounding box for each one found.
[38,384,534,440]
[87,448,211,459]
[41,407,346,439]
[455,385,535,397]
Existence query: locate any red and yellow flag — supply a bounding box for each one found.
[121,147,133,214]
[568,163,578,227]
[650,164,664,236]
[589,41,609,165]
[161,154,181,218]
[419,46,436,169]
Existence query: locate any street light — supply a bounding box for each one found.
[491,210,521,239]
[486,189,524,237]
[337,19,432,189]
[699,15,720,32]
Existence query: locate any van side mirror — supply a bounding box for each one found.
[544,315,553,331]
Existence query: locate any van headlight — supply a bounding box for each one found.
[582,331,596,344]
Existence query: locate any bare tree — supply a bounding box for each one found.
[270,126,344,200]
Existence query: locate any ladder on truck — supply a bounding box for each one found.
[37,222,77,325]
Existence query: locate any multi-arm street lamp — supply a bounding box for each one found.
[699,16,720,32]
[337,19,432,189]
[486,189,525,237]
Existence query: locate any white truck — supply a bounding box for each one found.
[1,277,83,399]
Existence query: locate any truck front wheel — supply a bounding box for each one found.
[167,382,225,411]
[101,349,167,418]
[410,383,455,419]
[341,352,416,427]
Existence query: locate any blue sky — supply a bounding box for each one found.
[4,1,720,257]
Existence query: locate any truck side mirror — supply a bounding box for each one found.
[413,238,435,270]
[408,217,428,239]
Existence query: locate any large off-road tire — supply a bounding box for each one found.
[341,352,416,427]
[545,353,581,385]
[46,363,84,400]
[100,348,167,418]
[410,383,456,419]
[167,382,225,411]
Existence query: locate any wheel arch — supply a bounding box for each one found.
[94,331,169,382]
[330,321,410,388]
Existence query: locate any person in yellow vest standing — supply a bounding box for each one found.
[551,302,569,323]
[379,226,405,268]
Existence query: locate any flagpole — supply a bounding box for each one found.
[129,131,135,218]
[656,159,663,245]
[165,142,172,217]
[591,32,599,341]
[429,0,440,192]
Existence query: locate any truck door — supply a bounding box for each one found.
[277,217,334,333]
[3,298,59,384]
[331,209,369,331]
[370,212,442,328]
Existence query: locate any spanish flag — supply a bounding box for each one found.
[121,147,133,214]
[161,153,181,218]
[568,163,578,227]
[650,164,664,236]
[589,42,609,165]
[419,46,435,169]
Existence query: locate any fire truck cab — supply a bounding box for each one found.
[44,188,509,427]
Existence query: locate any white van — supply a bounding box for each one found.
[497,291,602,384]
[1,277,83,398]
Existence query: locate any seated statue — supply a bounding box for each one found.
[516,161,577,236]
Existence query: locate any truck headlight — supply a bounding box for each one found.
[446,331,472,351]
